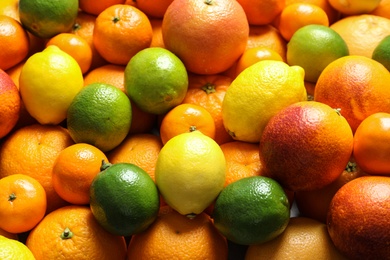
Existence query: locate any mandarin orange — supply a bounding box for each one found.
[285,0,340,24]
[236,0,285,25]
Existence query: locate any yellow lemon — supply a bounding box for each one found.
[0,235,35,260]
[19,45,84,125]
[222,60,307,143]
[155,131,226,217]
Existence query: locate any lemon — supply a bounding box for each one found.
[124,47,188,115]
[222,60,307,143]
[19,0,78,38]
[155,131,226,217]
[212,176,290,245]
[67,83,132,152]
[0,235,36,260]
[90,162,160,236]
[19,45,83,125]
[287,24,349,83]
[372,35,390,72]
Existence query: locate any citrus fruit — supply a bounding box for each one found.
[285,0,340,24]
[79,0,126,16]
[370,0,390,19]
[353,112,390,176]
[260,101,354,191]
[0,69,20,138]
[372,35,390,71]
[0,124,73,213]
[0,0,19,21]
[19,45,84,125]
[66,82,132,152]
[0,228,18,240]
[236,0,285,25]
[286,24,349,83]
[0,174,46,234]
[135,0,174,18]
[159,103,216,145]
[90,162,160,236]
[0,235,35,260]
[328,0,381,15]
[18,0,78,38]
[0,15,29,71]
[245,217,346,260]
[93,4,153,65]
[155,131,226,217]
[149,18,165,48]
[212,176,290,245]
[125,47,188,115]
[327,176,390,259]
[222,60,307,143]
[313,55,390,132]
[83,64,126,92]
[26,205,127,260]
[127,206,228,259]
[52,143,109,205]
[330,14,390,58]
[162,0,249,74]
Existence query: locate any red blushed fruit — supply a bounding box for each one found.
[0,69,20,138]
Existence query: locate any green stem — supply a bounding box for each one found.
[8,193,16,202]
[201,83,216,94]
[100,160,112,171]
[60,227,74,240]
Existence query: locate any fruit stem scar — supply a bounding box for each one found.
[186,213,197,219]
[202,83,216,94]
[112,16,120,23]
[60,227,74,239]
[189,125,197,132]
[227,129,236,138]
[8,192,16,202]
[334,108,342,116]
[204,0,213,5]
[100,159,112,171]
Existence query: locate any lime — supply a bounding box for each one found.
[19,45,83,125]
[222,60,307,143]
[67,83,132,152]
[155,131,226,217]
[90,162,160,236]
[0,235,35,260]
[372,35,390,71]
[124,47,188,115]
[212,176,290,245]
[19,0,78,38]
[287,24,349,83]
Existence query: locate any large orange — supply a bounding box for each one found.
[127,206,228,259]
[327,176,390,259]
[93,4,153,65]
[79,0,126,16]
[0,124,74,213]
[181,74,233,145]
[0,15,29,71]
[0,69,20,138]
[0,174,46,234]
[26,205,128,260]
[236,0,285,25]
[260,101,354,191]
[314,55,390,132]
[162,0,249,75]
[135,0,174,18]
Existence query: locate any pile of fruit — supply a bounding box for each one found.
[1,0,390,259]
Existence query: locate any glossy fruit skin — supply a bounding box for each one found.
[372,35,390,71]
[90,163,160,236]
[0,235,35,260]
[0,69,20,138]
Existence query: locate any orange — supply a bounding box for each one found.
[295,161,367,223]
[0,15,29,71]
[93,4,153,65]
[0,174,46,234]
[0,69,20,139]
[71,11,107,70]
[285,0,340,24]
[0,228,18,240]
[149,18,165,48]
[330,14,390,58]
[0,124,74,213]
[79,0,126,16]
[127,206,228,259]
[235,46,284,77]
[328,0,381,15]
[107,133,163,182]
[260,101,354,191]
[26,205,128,260]
[314,55,390,133]
[370,0,390,19]
[236,0,285,25]
[327,176,390,259]
[135,0,174,18]
[181,74,233,145]
[353,112,390,176]
[159,104,216,145]
[278,3,329,41]
[220,141,263,187]
[162,0,249,75]
[46,33,93,74]
[52,143,109,205]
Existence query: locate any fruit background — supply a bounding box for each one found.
[1,0,390,259]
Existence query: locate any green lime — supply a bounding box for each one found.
[212,176,290,245]
[67,83,132,152]
[372,35,390,71]
[90,161,160,236]
[19,0,78,39]
[287,24,349,83]
[124,47,188,115]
